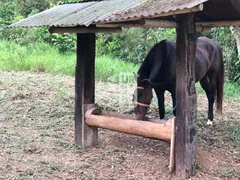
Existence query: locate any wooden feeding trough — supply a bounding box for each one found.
[85,107,176,172]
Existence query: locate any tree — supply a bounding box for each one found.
[230,27,240,83]
[230,27,240,56]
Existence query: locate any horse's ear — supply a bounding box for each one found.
[133,72,138,82]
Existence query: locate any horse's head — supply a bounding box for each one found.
[133,74,153,120]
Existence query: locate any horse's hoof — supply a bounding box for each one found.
[206,119,213,126]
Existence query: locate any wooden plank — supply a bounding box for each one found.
[197,20,240,27]
[97,20,240,29]
[169,117,176,173]
[75,33,98,148]
[97,20,177,28]
[175,14,197,179]
[85,108,173,142]
[49,27,122,34]
[142,19,176,28]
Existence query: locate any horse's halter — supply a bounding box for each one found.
[134,79,152,108]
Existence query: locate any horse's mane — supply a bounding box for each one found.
[137,40,168,82]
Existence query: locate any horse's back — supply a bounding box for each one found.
[196,37,223,74]
[139,37,223,83]
[197,37,221,52]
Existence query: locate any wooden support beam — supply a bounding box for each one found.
[196,20,240,27]
[175,14,197,179]
[97,21,144,28]
[49,27,122,34]
[97,20,177,28]
[85,108,172,142]
[97,20,240,30]
[141,19,176,28]
[75,33,98,148]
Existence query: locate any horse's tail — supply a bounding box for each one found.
[216,50,224,114]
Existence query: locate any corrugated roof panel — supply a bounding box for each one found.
[85,0,142,26]
[107,0,209,22]
[52,0,141,27]
[9,3,96,28]
[8,0,208,28]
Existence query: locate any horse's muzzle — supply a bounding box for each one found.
[136,114,146,120]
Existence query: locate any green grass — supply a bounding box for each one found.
[223,82,240,98]
[0,40,138,82]
[0,41,75,75]
[218,168,237,178]
[0,40,239,97]
[228,126,240,146]
[96,56,138,83]
[196,82,240,99]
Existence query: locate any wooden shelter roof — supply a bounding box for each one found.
[8,0,240,29]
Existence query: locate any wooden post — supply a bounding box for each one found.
[175,14,197,178]
[75,33,98,148]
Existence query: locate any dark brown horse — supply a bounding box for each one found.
[133,37,224,125]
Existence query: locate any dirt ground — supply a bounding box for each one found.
[0,71,239,180]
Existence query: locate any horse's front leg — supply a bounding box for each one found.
[171,89,176,116]
[155,90,165,119]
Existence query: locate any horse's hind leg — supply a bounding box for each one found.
[200,73,217,125]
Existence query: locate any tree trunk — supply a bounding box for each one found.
[230,26,240,56]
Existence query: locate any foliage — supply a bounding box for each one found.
[15,0,51,18]
[0,0,75,53]
[207,27,240,84]
[97,28,176,64]
[0,1,15,27]
[51,33,76,54]
[0,0,240,84]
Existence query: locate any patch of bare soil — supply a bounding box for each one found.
[0,71,239,180]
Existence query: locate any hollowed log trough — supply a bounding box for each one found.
[85,108,176,172]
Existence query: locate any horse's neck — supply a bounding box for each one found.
[138,61,151,80]
[138,40,171,81]
[138,70,150,81]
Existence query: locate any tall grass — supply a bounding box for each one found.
[196,81,240,99]
[0,40,239,98]
[0,40,138,81]
[0,41,75,75]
